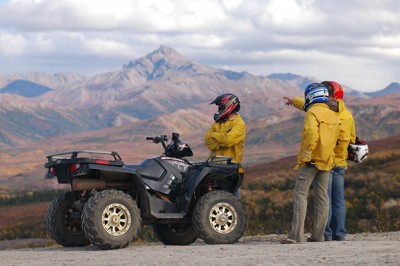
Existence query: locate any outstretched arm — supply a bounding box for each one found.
[283,96,305,111]
[283,97,293,105]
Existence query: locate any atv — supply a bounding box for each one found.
[44,133,246,249]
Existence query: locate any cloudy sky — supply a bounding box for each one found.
[0,0,399,92]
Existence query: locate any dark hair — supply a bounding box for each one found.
[321,81,334,97]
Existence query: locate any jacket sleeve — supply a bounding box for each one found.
[205,125,220,151]
[292,97,305,111]
[350,117,356,144]
[334,123,351,160]
[301,111,319,162]
[211,120,246,148]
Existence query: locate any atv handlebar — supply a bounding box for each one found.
[146,133,193,159]
[146,135,168,149]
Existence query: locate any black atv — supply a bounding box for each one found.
[44,133,246,249]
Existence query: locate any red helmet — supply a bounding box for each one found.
[330,81,344,99]
[210,93,240,122]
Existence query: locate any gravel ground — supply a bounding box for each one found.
[1,232,399,266]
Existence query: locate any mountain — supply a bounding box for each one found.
[0,46,304,146]
[123,45,216,79]
[0,46,399,150]
[268,72,316,90]
[366,82,400,97]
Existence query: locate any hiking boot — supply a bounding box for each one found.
[333,236,345,241]
[280,238,298,244]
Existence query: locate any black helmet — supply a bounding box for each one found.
[211,93,240,122]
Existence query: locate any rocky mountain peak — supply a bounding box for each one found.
[151,45,186,60]
[122,45,205,80]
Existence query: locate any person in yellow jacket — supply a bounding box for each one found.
[283,81,356,241]
[281,83,349,244]
[205,93,246,164]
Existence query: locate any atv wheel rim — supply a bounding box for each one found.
[209,202,237,234]
[102,203,131,236]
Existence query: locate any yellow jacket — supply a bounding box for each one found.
[205,114,246,163]
[296,103,349,171]
[292,97,356,168]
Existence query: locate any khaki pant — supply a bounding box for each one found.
[288,165,329,242]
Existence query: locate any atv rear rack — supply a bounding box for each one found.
[46,150,122,162]
[45,150,125,183]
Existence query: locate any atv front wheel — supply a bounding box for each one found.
[153,222,197,245]
[45,191,91,247]
[193,190,246,244]
[81,189,142,249]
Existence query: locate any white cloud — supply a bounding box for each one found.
[0,0,399,91]
[0,32,27,55]
[83,38,134,57]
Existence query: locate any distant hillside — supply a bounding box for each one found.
[268,73,302,80]
[0,80,53,97]
[366,82,400,97]
[267,72,315,90]
[0,72,86,90]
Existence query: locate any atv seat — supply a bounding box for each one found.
[124,159,165,180]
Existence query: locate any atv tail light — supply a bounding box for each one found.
[70,163,80,173]
[95,160,110,165]
[50,167,56,176]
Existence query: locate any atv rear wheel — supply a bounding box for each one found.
[153,222,197,245]
[193,190,246,244]
[82,189,142,249]
[45,191,90,247]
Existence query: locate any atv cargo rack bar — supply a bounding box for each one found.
[207,155,234,164]
[46,150,122,162]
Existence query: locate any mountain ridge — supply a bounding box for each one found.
[366,82,400,97]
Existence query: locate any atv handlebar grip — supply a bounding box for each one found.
[146,137,154,140]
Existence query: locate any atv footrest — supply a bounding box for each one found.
[150,212,186,219]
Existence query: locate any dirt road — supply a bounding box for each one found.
[1,232,399,266]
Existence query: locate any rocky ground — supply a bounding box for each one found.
[1,232,399,265]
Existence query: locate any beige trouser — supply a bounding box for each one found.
[288,165,329,242]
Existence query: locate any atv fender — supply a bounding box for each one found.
[184,165,241,201]
[87,164,152,217]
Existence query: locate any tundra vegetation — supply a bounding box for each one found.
[0,149,399,244]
